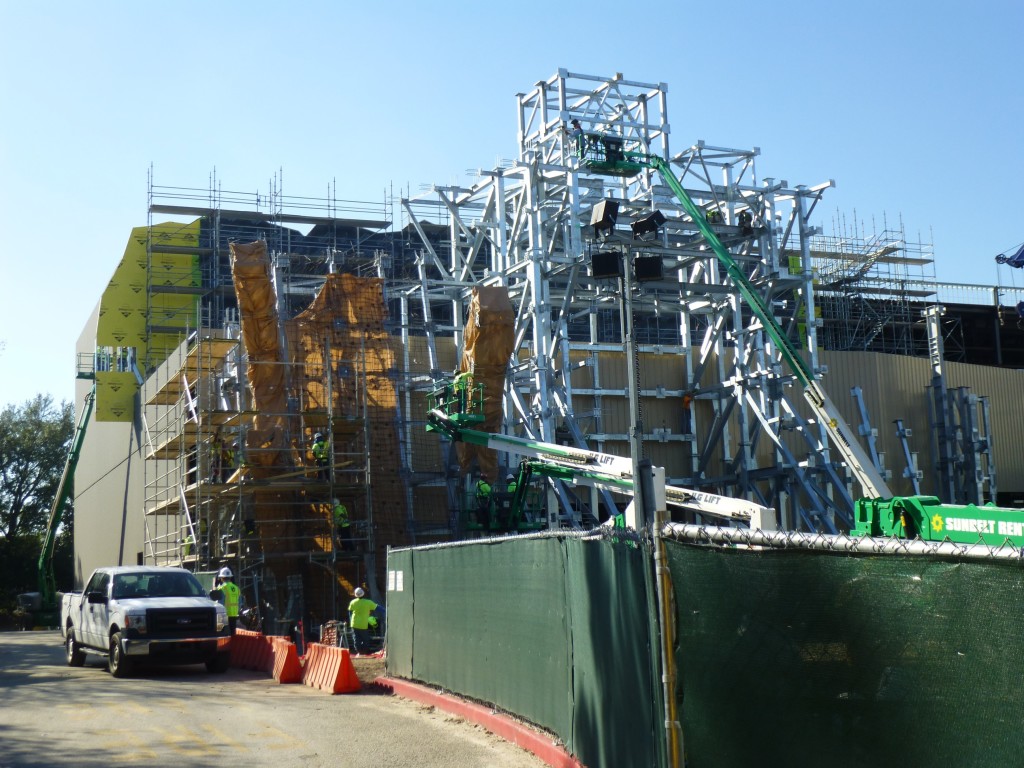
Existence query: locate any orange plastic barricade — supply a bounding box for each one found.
[271,637,303,684]
[230,630,278,673]
[301,642,361,694]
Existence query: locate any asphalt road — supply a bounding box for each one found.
[0,631,545,768]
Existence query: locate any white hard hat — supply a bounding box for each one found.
[218,567,233,579]
[354,587,365,598]
[506,474,515,482]
[333,498,340,505]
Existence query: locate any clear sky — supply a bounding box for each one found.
[2,1,1022,410]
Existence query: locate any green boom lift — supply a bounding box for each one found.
[20,387,94,626]
[578,138,1024,547]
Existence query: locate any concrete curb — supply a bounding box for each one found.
[374,676,584,768]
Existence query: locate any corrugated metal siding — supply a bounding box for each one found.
[820,351,1024,496]
[415,337,1024,502]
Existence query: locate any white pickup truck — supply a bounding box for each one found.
[61,566,232,677]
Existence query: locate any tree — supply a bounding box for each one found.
[0,395,74,539]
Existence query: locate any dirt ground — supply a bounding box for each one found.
[351,653,387,686]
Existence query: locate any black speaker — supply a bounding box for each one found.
[590,199,619,233]
[633,255,664,282]
[631,210,666,240]
[591,251,623,279]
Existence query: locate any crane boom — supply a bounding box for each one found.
[635,153,892,499]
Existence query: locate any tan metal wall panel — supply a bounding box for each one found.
[820,351,1024,497]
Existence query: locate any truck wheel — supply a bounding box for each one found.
[65,630,86,667]
[108,632,134,678]
[206,652,231,674]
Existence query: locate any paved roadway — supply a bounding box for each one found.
[0,631,545,768]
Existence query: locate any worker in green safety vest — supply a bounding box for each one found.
[333,498,352,551]
[452,370,473,413]
[475,474,493,528]
[311,432,329,480]
[348,587,379,654]
[212,567,241,633]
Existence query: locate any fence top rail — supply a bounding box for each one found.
[662,523,1024,562]
[388,526,643,554]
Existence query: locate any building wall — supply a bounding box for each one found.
[73,305,146,588]
[72,314,1024,581]
[819,350,1024,497]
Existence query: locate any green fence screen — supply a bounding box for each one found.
[388,534,1024,767]
[666,541,1024,768]
[386,535,663,768]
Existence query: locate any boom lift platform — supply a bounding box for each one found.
[572,137,1024,546]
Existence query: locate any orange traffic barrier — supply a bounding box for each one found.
[301,642,361,694]
[230,629,278,673]
[271,637,303,684]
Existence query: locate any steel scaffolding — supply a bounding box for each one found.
[399,69,878,532]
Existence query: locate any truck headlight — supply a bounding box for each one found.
[124,614,147,634]
[216,611,228,632]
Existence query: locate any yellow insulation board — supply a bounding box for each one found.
[96,220,202,420]
[95,371,138,422]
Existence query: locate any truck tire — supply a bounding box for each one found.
[108,632,134,678]
[206,652,231,674]
[65,629,86,667]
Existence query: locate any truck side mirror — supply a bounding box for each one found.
[87,591,107,605]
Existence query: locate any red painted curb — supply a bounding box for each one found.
[374,676,585,768]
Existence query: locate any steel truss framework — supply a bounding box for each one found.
[402,69,860,532]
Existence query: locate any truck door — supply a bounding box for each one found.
[81,571,111,649]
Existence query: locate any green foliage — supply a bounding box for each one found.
[0,395,74,539]
[0,396,74,624]
[0,535,45,625]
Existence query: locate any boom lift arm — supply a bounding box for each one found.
[37,388,94,620]
[428,409,775,530]
[629,152,892,500]
[564,139,1024,544]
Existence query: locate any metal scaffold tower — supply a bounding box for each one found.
[812,212,937,355]
[402,69,865,531]
[139,171,400,621]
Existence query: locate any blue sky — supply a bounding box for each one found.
[2,1,1022,409]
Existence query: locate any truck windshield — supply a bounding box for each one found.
[112,572,205,599]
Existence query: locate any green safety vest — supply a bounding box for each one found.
[220,581,240,618]
[507,480,518,494]
[348,597,378,630]
[475,480,492,501]
[312,441,329,461]
[334,503,350,528]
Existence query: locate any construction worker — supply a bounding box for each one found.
[475,473,493,528]
[563,118,586,157]
[348,587,378,655]
[211,567,241,633]
[220,441,236,483]
[452,369,473,414]
[311,432,329,480]
[682,391,695,434]
[505,473,518,494]
[210,435,223,482]
[333,498,352,551]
